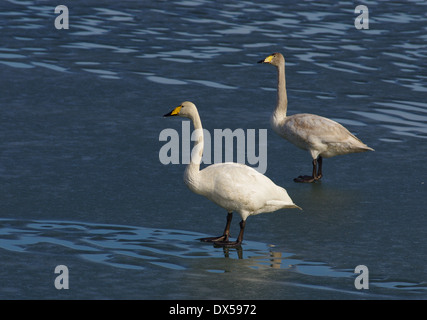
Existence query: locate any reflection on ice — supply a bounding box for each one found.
[0,219,427,293]
[0,219,351,277]
[2,218,425,296]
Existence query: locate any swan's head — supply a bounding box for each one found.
[258,52,285,67]
[164,101,197,119]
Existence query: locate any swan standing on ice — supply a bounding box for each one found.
[258,53,374,183]
[164,101,301,247]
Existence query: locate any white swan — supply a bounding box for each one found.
[164,101,301,247]
[258,53,374,183]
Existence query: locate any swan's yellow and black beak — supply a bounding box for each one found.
[164,105,182,117]
[257,54,274,64]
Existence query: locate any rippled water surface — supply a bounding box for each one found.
[0,0,426,299]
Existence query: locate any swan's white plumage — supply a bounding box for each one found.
[165,101,300,225]
[196,162,298,221]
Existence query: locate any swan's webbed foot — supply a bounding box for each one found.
[199,212,233,243]
[213,220,246,248]
[294,157,323,183]
[198,235,228,243]
[294,175,317,183]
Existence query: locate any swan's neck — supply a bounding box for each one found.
[271,62,288,127]
[184,114,203,191]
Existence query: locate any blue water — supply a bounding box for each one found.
[0,0,426,299]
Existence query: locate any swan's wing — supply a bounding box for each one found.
[199,163,295,214]
[284,114,350,142]
[283,114,373,157]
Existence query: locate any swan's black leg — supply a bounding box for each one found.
[294,157,320,183]
[214,220,246,248]
[316,156,323,180]
[199,212,232,242]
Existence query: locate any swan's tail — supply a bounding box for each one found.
[267,200,302,211]
[355,143,374,153]
[289,204,303,211]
